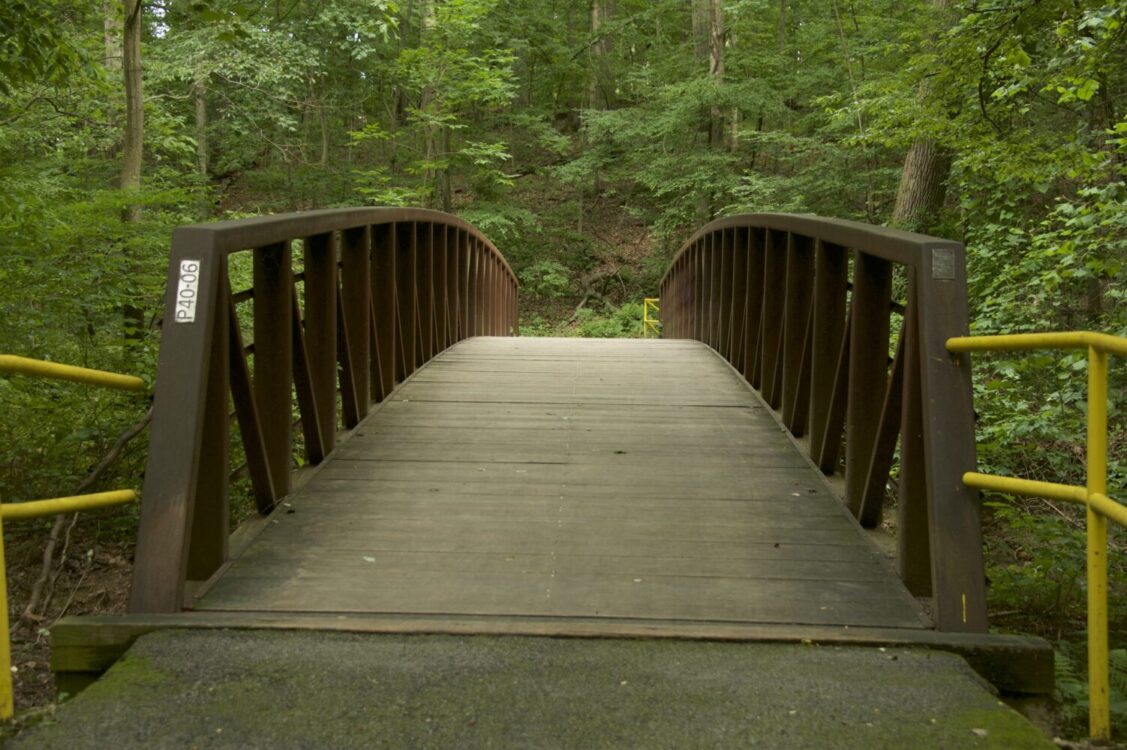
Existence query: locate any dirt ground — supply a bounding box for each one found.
[3,514,133,715]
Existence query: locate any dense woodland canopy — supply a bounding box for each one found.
[0,0,1126,731]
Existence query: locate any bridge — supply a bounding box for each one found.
[15,207,1124,746]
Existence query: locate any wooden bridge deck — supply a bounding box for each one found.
[193,337,926,631]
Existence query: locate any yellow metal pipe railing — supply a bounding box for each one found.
[0,355,145,718]
[948,330,1125,741]
[643,298,661,338]
[0,355,146,392]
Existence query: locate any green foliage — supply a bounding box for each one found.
[518,260,570,298]
[1055,641,1127,738]
[0,0,84,94]
[573,302,645,338]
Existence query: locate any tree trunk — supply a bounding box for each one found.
[121,0,143,207]
[707,0,725,150]
[588,0,614,110]
[193,73,210,219]
[890,138,951,232]
[103,1,122,141]
[121,0,144,344]
[890,0,952,233]
[193,75,208,178]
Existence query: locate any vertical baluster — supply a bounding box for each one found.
[464,234,476,338]
[435,226,450,351]
[808,240,848,462]
[336,292,361,428]
[416,223,435,365]
[342,226,371,416]
[859,314,907,527]
[689,242,698,338]
[253,241,293,497]
[781,234,814,432]
[478,249,487,337]
[304,232,337,452]
[759,230,785,406]
[844,251,892,517]
[227,297,275,512]
[717,232,731,357]
[730,230,748,369]
[745,229,765,385]
[290,286,325,464]
[898,281,930,595]
[396,223,417,380]
[371,223,397,399]
[450,229,461,342]
[709,234,721,350]
[486,252,495,335]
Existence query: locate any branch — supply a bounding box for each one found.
[21,407,152,623]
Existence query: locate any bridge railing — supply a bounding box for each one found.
[0,356,143,718]
[948,331,1126,740]
[659,214,984,633]
[130,208,518,613]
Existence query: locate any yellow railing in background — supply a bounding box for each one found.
[0,356,144,719]
[947,331,1127,741]
[643,298,661,338]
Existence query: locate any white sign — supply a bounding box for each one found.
[174,259,202,323]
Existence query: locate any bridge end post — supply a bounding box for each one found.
[915,244,988,633]
[130,228,223,613]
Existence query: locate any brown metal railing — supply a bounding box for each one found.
[659,214,984,633]
[130,208,518,613]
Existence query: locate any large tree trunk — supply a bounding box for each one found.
[193,75,208,178]
[121,0,143,209]
[890,0,952,233]
[707,0,725,150]
[103,1,122,141]
[193,73,210,219]
[588,0,614,110]
[890,138,951,232]
[121,0,144,343]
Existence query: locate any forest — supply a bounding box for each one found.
[0,0,1125,738]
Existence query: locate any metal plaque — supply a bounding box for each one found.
[931,248,956,280]
[174,259,202,323]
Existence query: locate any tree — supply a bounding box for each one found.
[121,0,145,343]
[889,0,951,233]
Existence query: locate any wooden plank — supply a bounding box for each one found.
[222,548,896,582]
[188,337,925,634]
[199,570,922,629]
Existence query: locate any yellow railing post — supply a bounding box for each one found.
[946,331,1124,741]
[0,354,143,719]
[0,511,11,719]
[643,298,661,338]
[1088,345,1110,740]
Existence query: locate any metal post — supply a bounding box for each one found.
[1087,345,1110,740]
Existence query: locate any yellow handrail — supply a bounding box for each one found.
[0,355,144,719]
[643,298,661,338]
[948,330,1125,741]
[0,355,146,392]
